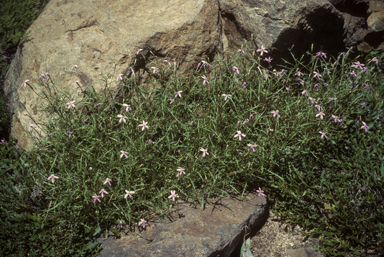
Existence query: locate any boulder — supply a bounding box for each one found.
[330,0,384,52]
[95,187,268,257]
[3,0,384,152]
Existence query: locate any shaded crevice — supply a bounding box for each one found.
[267,7,346,70]
[330,0,370,19]
[364,31,384,49]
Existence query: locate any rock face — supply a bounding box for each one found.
[3,0,384,152]
[330,0,384,52]
[96,188,268,257]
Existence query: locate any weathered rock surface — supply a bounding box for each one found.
[96,187,268,257]
[330,0,384,52]
[3,0,384,152]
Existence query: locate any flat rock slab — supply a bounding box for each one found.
[96,188,267,257]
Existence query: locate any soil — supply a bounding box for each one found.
[246,209,324,257]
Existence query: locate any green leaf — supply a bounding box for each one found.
[240,238,254,257]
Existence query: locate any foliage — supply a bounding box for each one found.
[0,42,383,256]
[0,2,383,255]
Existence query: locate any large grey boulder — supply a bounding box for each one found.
[95,188,268,257]
[3,0,383,152]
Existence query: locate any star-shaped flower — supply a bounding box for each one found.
[66,100,76,109]
[331,115,339,123]
[120,150,129,159]
[168,190,179,202]
[256,187,265,197]
[47,174,59,183]
[103,178,112,187]
[99,188,109,198]
[122,104,131,112]
[200,148,209,158]
[116,74,123,81]
[257,45,268,56]
[175,91,183,98]
[124,190,135,200]
[222,94,232,100]
[92,194,101,203]
[138,219,147,228]
[117,114,128,123]
[234,130,246,141]
[360,121,369,133]
[316,112,325,119]
[139,120,149,131]
[319,131,327,139]
[176,167,186,177]
[21,80,29,87]
[247,144,257,152]
[270,110,280,118]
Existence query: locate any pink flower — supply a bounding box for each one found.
[125,190,135,200]
[47,174,59,183]
[117,114,128,123]
[316,112,325,119]
[234,131,246,141]
[176,167,186,177]
[120,150,129,159]
[122,104,131,112]
[168,190,179,202]
[99,188,108,198]
[368,57,380,66]
[298,79,304,85]
[103,178,113,187]
[349,70,357,77]
[200,148,209,158]
[316,51,327,59]
[360,121,369,133]
[21,80,29,87]
[151,67,159,74]
[66,100,76,109]
[138,120,149,131]
[256,187,265,197]
[222,94,232,100]
[136,49,143,55]
[270,110,280,118]
[331,115,339,123]
[92,194,101,203]
[256,45,268,56]
[232,66,240,75]
[247,144,257,152]
[202,75,209,84]
[138,219,147,228]
[351,61,365,70]
[313,70,322,79]
[319,131,327,139]
[116,74,123,81]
